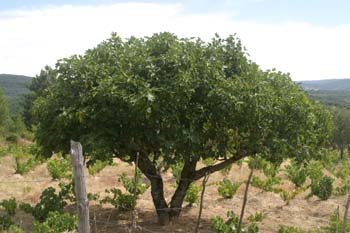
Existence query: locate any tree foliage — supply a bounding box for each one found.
[332,108,350,158]
[0,87,13,136]
[31,32,333,223]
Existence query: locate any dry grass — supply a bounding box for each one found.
[0,156,348,232]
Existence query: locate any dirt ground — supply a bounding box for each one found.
[0,154,348,233]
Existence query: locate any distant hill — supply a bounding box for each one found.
[298,79,350,91]
[298,79,350,109]
[0,74,32,116]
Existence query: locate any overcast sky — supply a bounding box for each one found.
[1,0,350,81]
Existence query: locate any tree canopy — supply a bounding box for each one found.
[32,32,333,223]
[332,108,350,158]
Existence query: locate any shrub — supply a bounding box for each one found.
[0,214,13,231]
[322,209,350,232]
[306,160,324,181]
[0,197,17,216]
[211,211,260,233]
[185,184,201,206]
[88,159,111,175]
[8,225,25,233]
[171,162,184,184]
[251,176,282,193]
[5,134,18,143]
[285,161,307,188]
[310,176,334,200]
[280,187,305,204]
[247,212,266,223]
[19,182,74,222]
[14,156,38,175]
[218,177,240,199]
[32,211,77,233]
[100,188,133,211]
[335,161,350,180]
[334,182,350,196]
[87,192,100,202]
[118,172,149,196]
[9,144,40,175]
[211,211,239,233]
[277,225,300,233]
[0,146,8,157]
[47,155,72,180]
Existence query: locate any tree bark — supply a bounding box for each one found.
[169,159,197,219]
[137,152,170,225]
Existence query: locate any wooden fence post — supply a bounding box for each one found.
[71,140,90,233]
[343,191,350,232]
[195,172,210,233]
[237,154,257,233]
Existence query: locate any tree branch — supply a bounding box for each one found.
[194,149,249,180]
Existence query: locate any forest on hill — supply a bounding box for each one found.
[0,74,32,116]
[298,79,350,109]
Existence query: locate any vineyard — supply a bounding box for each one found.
[0,141,350,232]
[0,33,350,232]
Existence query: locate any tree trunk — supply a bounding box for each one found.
[341,146,345,159]
[169,159,197,219]
[137,152,170,225]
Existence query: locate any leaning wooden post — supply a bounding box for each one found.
[195,172,210,233]
[237,154,257,233]
[342,190,350,232]
[71,140,90,233]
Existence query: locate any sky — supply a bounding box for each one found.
[1,0,350,81]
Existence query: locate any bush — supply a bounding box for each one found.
[5,134,18,143]
[310,176,334,200]
[280,187,305,204]
[322,209,350,232]
[334,182,350,196]
[0,214,13,231]
[211,211,239,233]
[185,183,201,206]
[171,162,184,184]
[9,144,40,175]
[218,177,240,199]
[19,182,74,222]
[100,188,133,211]
[32,211,77,233]
[0,197,17,216]
[118,172,149,196]
[306,160,324,181]
[8,225,25,233]
[88,159,111,175]
[251,176,282,193]
[47,155,72,180]
[247,212,266,223]
[285,161,307,188]
[211,211,260,233]
[14,156,38,175]
[277,225,300,233]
